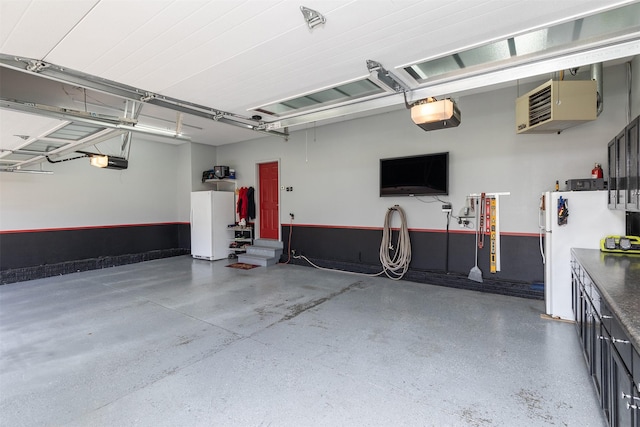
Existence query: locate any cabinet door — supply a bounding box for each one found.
[577,282,587,343]
[601,323,612,424]
[617,129,627,208]
[634,387,640,427]
[627,117,639,212]
[634,348,640,397]
[634,349,640,427]
[611,315,633,371]
[609,139,618,209]
[590,300,603,396]
[572,266,581,331]
[582,294,594,369]
[611,346,635,427]
[590,287,605,398]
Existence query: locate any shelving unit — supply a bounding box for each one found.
[228,226,253,257]
[204,178,237,191]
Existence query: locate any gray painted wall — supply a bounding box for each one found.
[0,138,186,230]
[0,62,636,238]
[218,63,633,238]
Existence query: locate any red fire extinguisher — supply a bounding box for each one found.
[592,163,603,179]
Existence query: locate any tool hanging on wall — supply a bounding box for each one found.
[490,197,497,273]
[485,196,491,235]
[479,193,486,249]
[468,197,483,283]
[468,192,510,274]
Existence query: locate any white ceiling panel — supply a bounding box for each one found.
[126,1,293,91]
[82,0,209,81]
[46,0,174,70]
[0,0,98,58]
[94,1,243,87]
[1,0,638,156]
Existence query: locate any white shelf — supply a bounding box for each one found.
[204,179,237,191]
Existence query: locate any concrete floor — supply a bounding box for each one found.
[1,256,604,426]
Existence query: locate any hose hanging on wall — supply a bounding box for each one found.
[291,205,411,281]
[379,205,411,280]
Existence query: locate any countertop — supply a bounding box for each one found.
[572,248,640,350]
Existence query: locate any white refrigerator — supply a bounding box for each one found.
[190,191,234,261]
[542,190,624,320]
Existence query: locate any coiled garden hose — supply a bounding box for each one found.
[379,205,411,280]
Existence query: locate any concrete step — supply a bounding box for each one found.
[246,245,283,258]
[237,253,278,267]
[253,239,283,249]
[237,239,283,267]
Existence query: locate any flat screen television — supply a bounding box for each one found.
[380,152,449,196]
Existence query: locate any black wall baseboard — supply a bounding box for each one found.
[281,225,544,300]
[0,223,191,284]
[284,256,543,300]
[0,248,190,285]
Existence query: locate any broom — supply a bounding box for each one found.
[468,197,483,283]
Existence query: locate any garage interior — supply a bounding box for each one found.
[1,1,640,425]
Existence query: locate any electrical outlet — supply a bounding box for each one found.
[441,203,452,212]
[289,212,295,220]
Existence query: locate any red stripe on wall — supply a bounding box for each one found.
[0,222,191,234]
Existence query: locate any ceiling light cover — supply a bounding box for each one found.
[89,155,108,168]
[411,99,461,131]
[89,155,128,170]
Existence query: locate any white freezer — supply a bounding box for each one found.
[190,191,234,260]
[543,190,624,320]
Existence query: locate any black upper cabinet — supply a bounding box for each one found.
[618,129,627,207]
[610,138,618,209]
[627,117,639,212]
[610,115,640,212]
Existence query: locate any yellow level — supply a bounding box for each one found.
[490,198,497,273]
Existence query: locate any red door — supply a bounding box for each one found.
[259,161,279,239]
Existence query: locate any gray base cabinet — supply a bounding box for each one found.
[571,251,639,426]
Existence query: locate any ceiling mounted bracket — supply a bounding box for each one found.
[366,60,410,93]
[25,59,49,73]
[300,6,326,29]
[140,92,157,102]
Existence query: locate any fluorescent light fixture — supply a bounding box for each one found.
[410,98,461,131]
[89,155,128,170]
